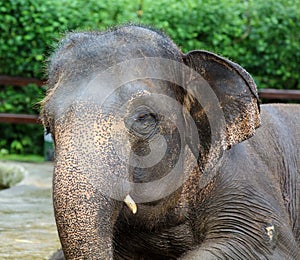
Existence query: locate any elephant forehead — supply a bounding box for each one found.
[46,77,177,119]
[88,78,177,110]
[47,26,182,89]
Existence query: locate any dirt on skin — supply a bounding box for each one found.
[0,161,60,260]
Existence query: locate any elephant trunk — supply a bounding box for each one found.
[53,159,120,259]
[50,105,137,258]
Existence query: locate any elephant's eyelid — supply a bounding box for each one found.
[135,112,157,121]
[125,112,158,138]
[135,113,147,120]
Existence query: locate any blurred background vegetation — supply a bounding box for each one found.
[0,0,299,157]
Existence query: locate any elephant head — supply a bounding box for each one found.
[42,25,260,259]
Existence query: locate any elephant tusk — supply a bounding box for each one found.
[124,194,137,214]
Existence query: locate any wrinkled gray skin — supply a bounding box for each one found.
[43,25,300,259]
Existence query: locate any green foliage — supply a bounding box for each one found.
[1,0,62,78]
[0,84,44,155]
[1,0,299,83]
[0,0,140,78]
[138,0,300,89]
[0,0,299,155]
[0,153,44,163]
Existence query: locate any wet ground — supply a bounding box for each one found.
[0,161,61,260]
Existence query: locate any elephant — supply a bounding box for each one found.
[42,25,300,259]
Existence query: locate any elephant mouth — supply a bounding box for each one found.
[123,194,164,214]
[140,199,163,207]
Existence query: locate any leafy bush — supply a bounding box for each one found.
[0,0,299,155]
[0,0,139,78]
[0,84,44,155]
[0,0,63,78]
[139,0,300,89]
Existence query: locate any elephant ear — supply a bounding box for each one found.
[183,50,260,150]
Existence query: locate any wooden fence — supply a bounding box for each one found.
[0,75,43,124]
[0,75,300,124]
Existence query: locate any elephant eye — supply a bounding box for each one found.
[125,107,158,138]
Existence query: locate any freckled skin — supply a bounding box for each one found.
[44,25,300,259]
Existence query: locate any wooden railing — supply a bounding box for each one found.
[0,75,44,124]
[0,75,44,87]
[0,113,40,124]
[259,88,300,101]
[0,75,299,124]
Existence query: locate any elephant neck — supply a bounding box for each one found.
[181,162,217,211]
